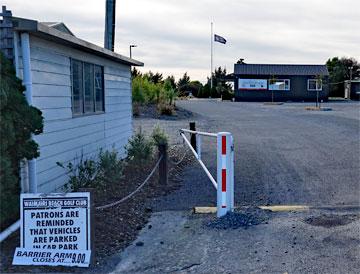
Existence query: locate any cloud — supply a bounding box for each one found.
[3,0,360,82]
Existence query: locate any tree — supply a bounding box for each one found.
[177,72,191,96]
[164,75,176,90]
[207,67,233,98]
[131,67,142,78]
[326,57,360,97]
[0,52,44,228]
[163,79,177,105]
[187,81,203,97]
[143,71,163,84]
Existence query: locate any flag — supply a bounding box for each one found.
[214,34,226,44]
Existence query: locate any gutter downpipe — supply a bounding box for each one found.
[20,32,37,193]
[14,31,30,193]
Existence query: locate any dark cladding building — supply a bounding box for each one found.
[233,63,329,101]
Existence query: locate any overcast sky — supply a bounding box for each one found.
[3,0,360,82]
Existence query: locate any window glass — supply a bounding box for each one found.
[94,65,104,112]
[84,63,95,113]
[269,79,290,91]
[71,60,83,114]
[71,59,104,116]
[308,79,322,91]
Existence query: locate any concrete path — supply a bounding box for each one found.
[111,209,360,274]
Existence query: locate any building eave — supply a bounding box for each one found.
[12,16,144,67]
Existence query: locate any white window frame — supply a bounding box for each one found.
[268,79,291,91]
[70,58,105,117]
[307,79,322,91]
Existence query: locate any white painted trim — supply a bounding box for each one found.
[21,32,37,193]
[308,79,323,91]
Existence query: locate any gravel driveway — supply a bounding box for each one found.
[116,100,360,274]
[135,100,359,209]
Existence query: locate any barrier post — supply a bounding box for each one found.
[158,144,168,185]
[190,122,197,151]
[216,132,234,217]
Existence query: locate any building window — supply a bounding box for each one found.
[308,79,322,91]
[269,79,290,91]
[71,59,104,115]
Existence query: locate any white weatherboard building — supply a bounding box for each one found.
[5,15,143,193]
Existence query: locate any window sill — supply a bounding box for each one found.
[72,111,105,118]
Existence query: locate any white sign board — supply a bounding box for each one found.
[12,193,91,267]
[239,79,267,90]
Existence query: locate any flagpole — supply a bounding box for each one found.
[211,22,213,91]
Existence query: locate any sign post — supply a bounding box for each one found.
[12,192,92,267]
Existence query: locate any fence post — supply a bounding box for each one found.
[190,122,196,152]
[216,132,233,217]
[158,144,168,185]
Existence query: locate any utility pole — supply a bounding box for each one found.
[210,22,213,91]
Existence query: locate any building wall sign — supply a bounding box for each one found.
[12,193,91,267]
[239,79,267,90]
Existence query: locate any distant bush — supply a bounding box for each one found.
[157,102,174,115]
[131,75,177,116]
[125,128,154,164]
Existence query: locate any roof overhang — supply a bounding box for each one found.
[12,17,143,67]
[234,63,329,76]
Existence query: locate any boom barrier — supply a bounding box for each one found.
[180,128,235,217]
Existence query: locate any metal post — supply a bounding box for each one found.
[130,44,137,59]
[216,132,233,217]
[158,144,168,185]
[104,0,116,51]
[196,134,201,160]
[210,22,213,91]
[190,122,196,152]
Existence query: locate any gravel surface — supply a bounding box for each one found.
[205,207,273,229]
[174,100,360,208]
[112,100,360,274]
[135,100,360,210]
[112,209,360,274]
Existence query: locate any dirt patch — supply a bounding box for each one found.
[0,146,194,273]
[135,104,193,120]
[205,207,273,230]
[304,214,360,228]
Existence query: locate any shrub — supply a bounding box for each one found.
[132,76,145,104]
[57,149,124,192]
[97,149,125,184]
[58,156,99,192]
[0,53,43,228]
[125,128,154,164]
[157,102,174,115]
[151,125,168,147]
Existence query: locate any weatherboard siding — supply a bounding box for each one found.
[17,35,132,193]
